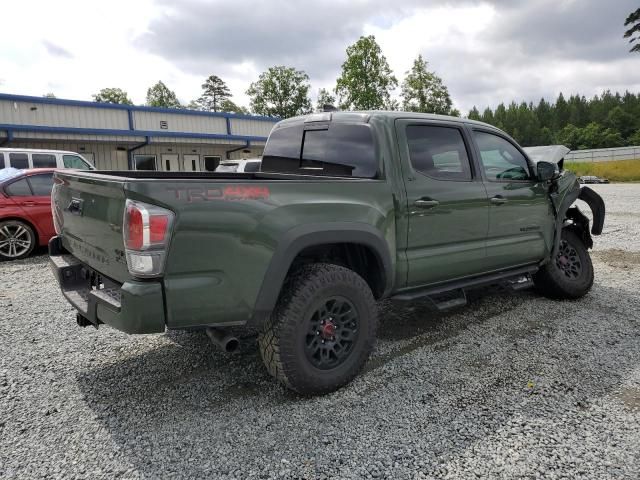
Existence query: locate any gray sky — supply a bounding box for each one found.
[1,0,638,113]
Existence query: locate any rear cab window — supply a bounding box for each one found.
[261,122,377,178]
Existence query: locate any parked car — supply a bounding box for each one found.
[0,148,94,170]
[0,168,56,260]
[579,175,609,184]
[49,111,605,395]
[215,158,261,173]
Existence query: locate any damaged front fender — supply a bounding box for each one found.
[548,172,606,259]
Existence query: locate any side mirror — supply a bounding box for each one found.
[537,161,559,182]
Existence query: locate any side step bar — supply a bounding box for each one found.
[391,265,538,310]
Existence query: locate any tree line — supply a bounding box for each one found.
[74,8,640,150]
[87,35,457,118]
[468,91,640,149]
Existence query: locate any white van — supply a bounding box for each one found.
[215,158,262,173]
[0,148,94,170]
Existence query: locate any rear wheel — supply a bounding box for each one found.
[0,220,36,260]
[258,263,377,395]
[534,229,594,299]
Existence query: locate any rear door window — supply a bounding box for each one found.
[32,153,57,168]
[9,153,29,169]
[262,123,377,177]
[27,173,54,195]
[406,125,472,181]
[5,178,32,196]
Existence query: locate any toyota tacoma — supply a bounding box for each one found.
[49,111,605,395]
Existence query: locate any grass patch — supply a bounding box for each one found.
[564,159,640,182]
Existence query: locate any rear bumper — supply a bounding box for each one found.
[49,236,166,334]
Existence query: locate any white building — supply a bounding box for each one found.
[0,93,278,172]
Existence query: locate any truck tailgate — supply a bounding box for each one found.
[53,172,130,282]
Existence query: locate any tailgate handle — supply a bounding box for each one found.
[67,198,84,216]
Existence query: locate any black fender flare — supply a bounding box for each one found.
[551,186,605,258]
[248,223,393,327]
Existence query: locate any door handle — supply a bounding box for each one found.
[414,199,439,209]
[490,196,508,205]
[21,202,36,207]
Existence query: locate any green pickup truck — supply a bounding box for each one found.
[49,111,605,395]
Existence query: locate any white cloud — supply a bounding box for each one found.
[0,0,638,113]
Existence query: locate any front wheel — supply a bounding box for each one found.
[0,220,36,260]
[258,263,377,395]
[533,229,594,299]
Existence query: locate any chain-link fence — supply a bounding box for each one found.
[565,146,640,162]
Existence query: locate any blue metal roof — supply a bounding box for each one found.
[0,92,279,122]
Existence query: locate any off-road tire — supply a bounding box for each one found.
[534,229,594,299]
[0,220,36,261]
[258,263,377,395]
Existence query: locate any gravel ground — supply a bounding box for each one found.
[1,183,640,479]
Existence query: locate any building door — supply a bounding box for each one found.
[161,154,180,171]
[182,154,200,172]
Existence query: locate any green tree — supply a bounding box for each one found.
[146,80,181,108]
[467,106,481,121]
[92,88,133,105]
[335,35,398,110]
[191,75,232,112]
[629,129,640,145]
[401,55,453,115]
[605,106,636,139]
[539,127,554,145]
[246,66,312,118]
[624,8,640,53]
[219,99,249,115]
[556,124,581,150]
[43,92,56,98]
[553,92,569,131]
[316,88,336,112]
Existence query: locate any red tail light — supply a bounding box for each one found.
[126,205,144,250]
[123,200,174,277]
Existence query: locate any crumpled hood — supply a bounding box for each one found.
[523,145,570,166]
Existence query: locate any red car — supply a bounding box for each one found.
[0,168,56,260]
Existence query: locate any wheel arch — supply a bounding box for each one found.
[248,223,393,327]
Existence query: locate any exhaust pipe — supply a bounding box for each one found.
[206,327,240,353]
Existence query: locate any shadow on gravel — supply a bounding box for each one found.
[75,284,640,478]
